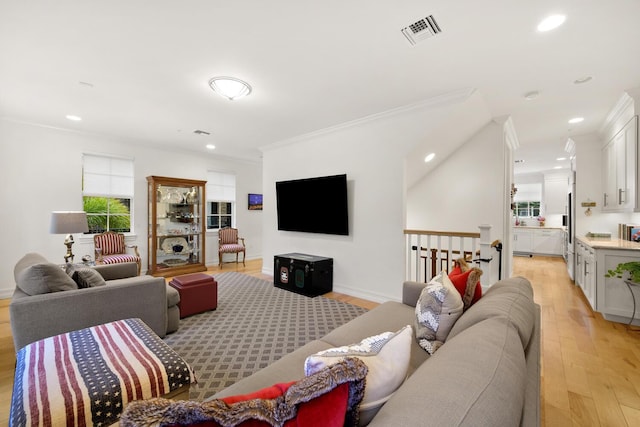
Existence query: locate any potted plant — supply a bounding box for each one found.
[537,216,546,227]
[605,261,640,283]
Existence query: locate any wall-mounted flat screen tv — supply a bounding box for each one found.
[276,174,348,235]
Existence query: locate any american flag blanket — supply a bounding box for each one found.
[10,318,195,427]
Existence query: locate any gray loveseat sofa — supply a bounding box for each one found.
[210,276,540,426]
[10,252,181,351]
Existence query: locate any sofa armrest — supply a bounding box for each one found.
[10,275,167,352]
[402,281,427,307]
[93,262,138,280]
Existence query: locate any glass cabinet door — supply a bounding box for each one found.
[147,176,207,276]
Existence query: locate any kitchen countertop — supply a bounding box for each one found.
[576,235,640,251]
[512,226,565,230]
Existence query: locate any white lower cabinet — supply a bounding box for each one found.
[513,228,563,256]
[532,229,563,255]
[513,229,533,253]
[596,249,640,324]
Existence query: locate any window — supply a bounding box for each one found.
[82,154,134,233]
[206,171,235,230]
[515,201,541,218]
[513,183,542,218]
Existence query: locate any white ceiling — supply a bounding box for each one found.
[1,1,639,176]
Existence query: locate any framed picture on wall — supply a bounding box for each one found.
[248,193,263,210]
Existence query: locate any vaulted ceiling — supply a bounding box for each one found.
[1,1,639,175]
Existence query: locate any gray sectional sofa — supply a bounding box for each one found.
[210,276,540,426]
[10,252,181,351]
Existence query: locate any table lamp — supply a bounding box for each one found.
[50,211,89,263]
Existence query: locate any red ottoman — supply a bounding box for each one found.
[169,273,218,318]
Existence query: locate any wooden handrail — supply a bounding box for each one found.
[404,229,481,238]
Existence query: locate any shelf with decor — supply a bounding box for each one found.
[147,176,207,277]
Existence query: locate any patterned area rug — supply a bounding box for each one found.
[163,272,368,401]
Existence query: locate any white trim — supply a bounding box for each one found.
[261,87,477,152]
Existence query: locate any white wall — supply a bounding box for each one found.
[0,119,262,298]
[261,97,480,303]
[406,120,508,284]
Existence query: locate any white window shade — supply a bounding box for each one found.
[514,183,542,201]
[207,171,236,201]
[83,154,134,197]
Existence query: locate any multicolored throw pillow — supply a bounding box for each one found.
[304,325,412,426]
[120,357,368,427]
[415,271,464,355]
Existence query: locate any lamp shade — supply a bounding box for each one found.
[50,211,89,234]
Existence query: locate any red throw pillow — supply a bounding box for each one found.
[448,268,482,308]
[192,382,349,427]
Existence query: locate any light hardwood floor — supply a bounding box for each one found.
[1,257,639,425]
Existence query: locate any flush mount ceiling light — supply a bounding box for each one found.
[208,76,252,100]
[65,114,82,121]
[206,144,216,150]
[568,117,584,124]
[537,14,566,32]
[424,153,436,163]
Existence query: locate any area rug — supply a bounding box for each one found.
[163,272,368,401]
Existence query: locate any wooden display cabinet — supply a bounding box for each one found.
[147,176,207,277]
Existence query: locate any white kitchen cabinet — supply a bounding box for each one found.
[513,229,533,253]
[532,229,563,255]
[544,175,568,215]
[513,228,563,256]
[602,116,638,212]
[596,249,640,324]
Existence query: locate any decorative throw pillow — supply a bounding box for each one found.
[304,325,412,426]
[71,268,107,288]
[415,271,464,355]
[16,263,78,295]
[449,267,483,309]
[120,357,368,427]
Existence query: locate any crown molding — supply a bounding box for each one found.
[260,87,477,152]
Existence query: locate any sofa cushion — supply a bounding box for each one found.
[448,267,483,309]
[447,276,536,349]
[415,272,463,354]
[13,252,49,282]
[368,316,527,427]
[304,325,412,426]
[121,357,368,427]
[166,284,180,307]
[16,262,78,295]
[71,268,107,288]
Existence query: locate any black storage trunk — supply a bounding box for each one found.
[274,253,333,297]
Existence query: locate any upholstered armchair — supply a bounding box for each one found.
[94,231,141,275]
[218,227,246,266]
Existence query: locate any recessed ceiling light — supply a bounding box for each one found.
[537,14,566,32]
[206,144,216,150]
[574,76,592,84]
[209,76,252,100]
[568,117,584,124]
[424,153,436,163]
[556,157,566,161]
[524,91,540,101]
[553,166,562,169]
[65,114,82,121]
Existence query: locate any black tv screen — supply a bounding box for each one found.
[276,174,349,235]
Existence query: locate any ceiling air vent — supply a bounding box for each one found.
[401,15,442,45]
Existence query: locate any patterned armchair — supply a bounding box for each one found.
[218,227,246,266]
[94,231,141,275]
